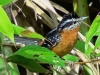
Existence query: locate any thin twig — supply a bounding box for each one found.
[3,43,24,47]
[74,59,100,64]
[12,2,26,17]
[82,21,90,27]
[10,5,18,25]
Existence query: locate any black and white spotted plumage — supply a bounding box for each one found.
[41,13,88,49]
[41,27,61,49]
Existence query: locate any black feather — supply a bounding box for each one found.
[41,27,61,49]
[57,12,79,31]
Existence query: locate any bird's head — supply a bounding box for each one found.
[57,13,88,32]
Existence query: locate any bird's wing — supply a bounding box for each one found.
[41,28,61,49]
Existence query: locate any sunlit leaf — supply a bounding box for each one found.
[63,54,79,62]
[12,24,26,35]
[85,15,100,50]
[0,6,14,42]
[94,26,100,36]
[94,35,100,50]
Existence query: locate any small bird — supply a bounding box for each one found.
[41,12,88,57]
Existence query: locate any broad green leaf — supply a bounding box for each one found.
[94,26,100,36]
[94,35,100,50]
[7,45,65,71]
[21,30,44,39]
[0,6,14,42]
[7,55,47,72]
[83,65,93,75]
[5,41,46,73]
[12,24,26,35]
[0,57,19,75]
[0,0,13,6]
[63,54,79,62]
[85,15,100,50]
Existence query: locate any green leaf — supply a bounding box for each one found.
[12,24,26,35]
[94,35,100,50]
[63,54,79,62]
[85,15,100,50]
[7,45,65,71]
[0,0,13,6]
[7,55,47,73]
[0,6,14,42]
[94,26,100,36]
[83,65,93,75]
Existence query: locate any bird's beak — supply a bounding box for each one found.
[79,16,89,21]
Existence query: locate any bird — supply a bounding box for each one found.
[41,12,88,57]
